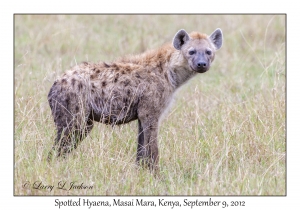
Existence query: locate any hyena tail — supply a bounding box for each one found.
[47,82,94,161]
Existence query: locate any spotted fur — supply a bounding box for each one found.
[47,28,223,173]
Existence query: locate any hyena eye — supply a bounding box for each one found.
[189,50,195,55]
[206,50,212,55]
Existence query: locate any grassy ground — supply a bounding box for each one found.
[14,15,285,195]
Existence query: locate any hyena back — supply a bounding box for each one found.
[47,28,223,172]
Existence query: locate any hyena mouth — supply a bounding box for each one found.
[197,69,208,73]
[190,65,208,73]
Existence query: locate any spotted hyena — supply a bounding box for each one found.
[47,28,223,172]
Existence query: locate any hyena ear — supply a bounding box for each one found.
[173,29,190,50]
[209,28,223,50]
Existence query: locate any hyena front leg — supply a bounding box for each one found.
[136,119,146,164]
[138,117,160,173]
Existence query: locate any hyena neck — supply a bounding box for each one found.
[166,51,197,89]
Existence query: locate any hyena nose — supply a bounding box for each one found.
[197,62,207,68]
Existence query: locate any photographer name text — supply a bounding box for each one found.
[22,181,93,192]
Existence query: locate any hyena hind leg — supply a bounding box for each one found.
[47,118,94,162]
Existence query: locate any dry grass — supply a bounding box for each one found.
[14,14,285,195]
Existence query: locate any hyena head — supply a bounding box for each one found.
[173,28,223,73]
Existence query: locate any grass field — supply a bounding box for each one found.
[14,15,285,195]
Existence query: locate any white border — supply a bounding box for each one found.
[3,1,297,209]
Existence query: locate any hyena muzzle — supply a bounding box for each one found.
[47,28,223,173]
